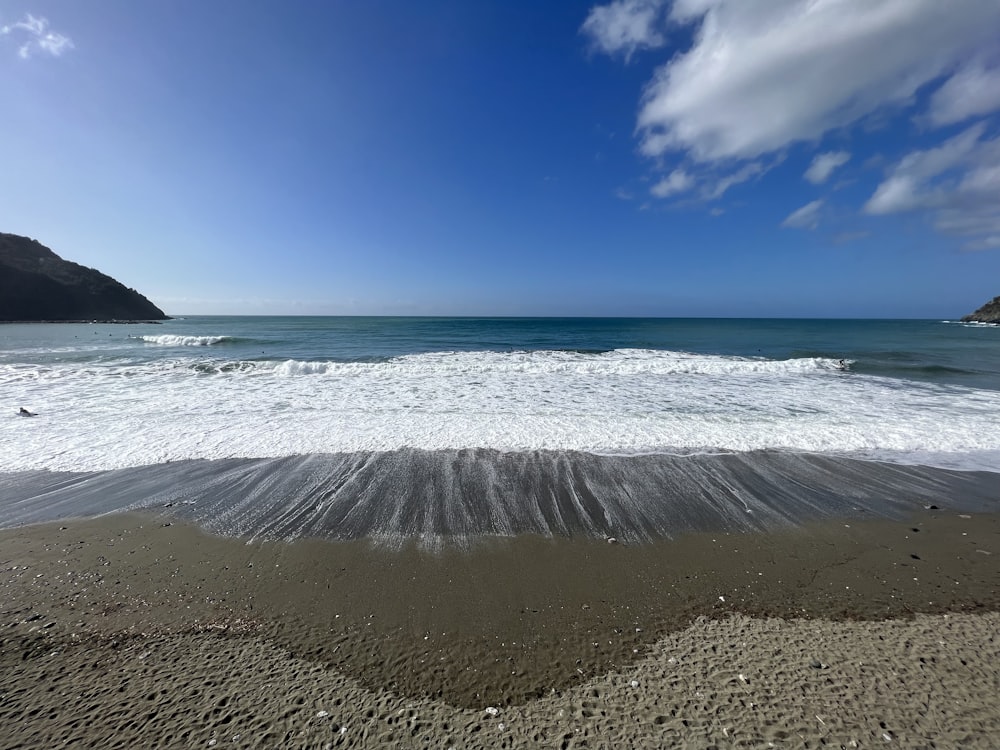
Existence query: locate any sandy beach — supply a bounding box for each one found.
[2,508,1000,748]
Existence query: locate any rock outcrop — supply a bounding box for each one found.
[961,296,1000,324]
[0,233,168,322]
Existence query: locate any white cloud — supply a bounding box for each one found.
[804,151,851,184]
[928,61,1000,127]
[781,199,824,230]
[586,0,1000,245]
[1,14,73,59]
[702,160,766,200]
[581,0,669,61]
[864,123,1000,249]
[612,0,1000,162]
[650,168,692,197]
[864,124,986,214]
[4,15,44,35]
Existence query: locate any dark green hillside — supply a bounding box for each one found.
[962,296,1000,324]
[0,233,167,322]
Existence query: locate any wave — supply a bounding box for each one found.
[942,320,999,328]
[238,349,849,378]
[858,362,980,378]
[5,347,999,473]
[136,334,238,347]
[2,350,849,381]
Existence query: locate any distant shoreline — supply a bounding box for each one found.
[0,318,167,324]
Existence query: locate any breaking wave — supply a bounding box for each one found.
[137,334,237,346]
[4,348,1000,472]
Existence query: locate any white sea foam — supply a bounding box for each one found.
[942,320,999,328]
[137,334,233,346]
[3,349,1000,472]
[254,349,843,377]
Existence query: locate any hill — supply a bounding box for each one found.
[0,233,168,322]
[961,296,1000,324]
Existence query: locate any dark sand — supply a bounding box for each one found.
[2,508,1000,747]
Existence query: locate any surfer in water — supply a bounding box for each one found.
[18,407,36,417]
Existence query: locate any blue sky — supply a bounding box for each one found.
[2,0,1000,317]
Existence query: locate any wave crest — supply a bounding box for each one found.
[138,335,234,347]
[248,350,848,378]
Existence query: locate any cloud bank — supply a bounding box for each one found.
[630,0,1000,162]
[584,0,1000,249]
[865,124,1000,250]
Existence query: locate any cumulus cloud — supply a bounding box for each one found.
[1,14,73,59]
[864,123,1000,249]
[585,0,1000,247]
[864,124,986,214]
[804,151,851,185]
[581,0,669,61]
[650,169,692,197]
[781,200,824,230]
[633,0,1000,162]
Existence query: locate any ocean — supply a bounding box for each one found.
[2,316,1000,543]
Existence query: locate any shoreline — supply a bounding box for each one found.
[2,510,1000,746]
[4,449,1000,543]
[0,318,167,324]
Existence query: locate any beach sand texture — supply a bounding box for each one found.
[2,509,1000,748]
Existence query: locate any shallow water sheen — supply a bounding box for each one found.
[2,450,997,545]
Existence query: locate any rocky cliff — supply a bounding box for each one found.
[961,296,1000,324]
[0,233,168,322]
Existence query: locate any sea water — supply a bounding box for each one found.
[3,316,1000,542]
[2,316,999,473]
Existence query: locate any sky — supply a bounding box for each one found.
[2,0,1000,318]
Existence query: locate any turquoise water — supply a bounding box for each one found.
[4,316,998,388]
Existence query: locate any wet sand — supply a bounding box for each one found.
[2,508,1000,747]
[4,450,1000,544]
